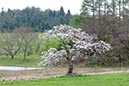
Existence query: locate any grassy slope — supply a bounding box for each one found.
[0,73,129,86]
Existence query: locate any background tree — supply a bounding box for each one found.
[0,32,22,59]
[70,0,129,66]
[0,6,72,32]
[59,6,65,16]
[15,27,38,60]
[69,14,85,28]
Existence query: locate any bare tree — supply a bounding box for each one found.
[15,27,38,60]
[0,32,22,59]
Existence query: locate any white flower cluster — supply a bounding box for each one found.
[40,48,67,66]
[40,25,111,66]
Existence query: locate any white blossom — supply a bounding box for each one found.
[40,25,111,66]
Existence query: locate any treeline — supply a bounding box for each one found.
[70,0,129,66]
[0,6,72,32]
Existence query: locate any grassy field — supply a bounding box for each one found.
[0,54,41,67]
[0,34,62,67]
[0,73,129,86]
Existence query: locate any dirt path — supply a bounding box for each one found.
[0,67,129,81]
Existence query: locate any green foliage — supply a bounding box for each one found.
[0,6,72,32]
[41,37,63,51]
[0,73,129,86]
[59,6,65,16]
[27,43,41,56]
[69,14,85,28]
[27,48,35,56]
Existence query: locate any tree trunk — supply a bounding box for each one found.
[11,55,14,59]
[24,49,27,60]
[67,60,74,75]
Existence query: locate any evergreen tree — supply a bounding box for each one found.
[67,9,71,16]
[0,6,72,32]
[59,6,65,16]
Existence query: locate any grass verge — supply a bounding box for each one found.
[0,73,129,86]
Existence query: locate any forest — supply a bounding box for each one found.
[0,6,71,32]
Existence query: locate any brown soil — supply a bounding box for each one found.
[0,67,129,81]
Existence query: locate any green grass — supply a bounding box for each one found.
[0,73,129,86]
[0,54,41,67]
[0,34,63,67]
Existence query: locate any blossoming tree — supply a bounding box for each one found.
[40,25,111,75]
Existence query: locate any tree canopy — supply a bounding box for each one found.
[0,6,72,32]
[69,0,129,66]
[40,25,111,75]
